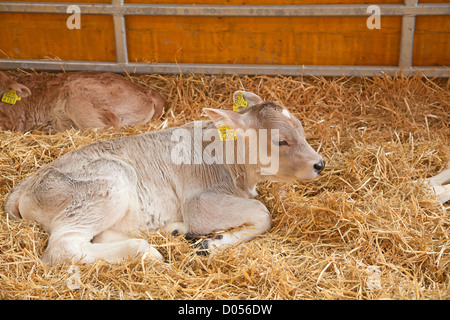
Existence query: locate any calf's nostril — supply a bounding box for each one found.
[313,160,325,173]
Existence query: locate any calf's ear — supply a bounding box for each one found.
[233,91,263,109]
[203,108,249,130]
[11,83,31,98]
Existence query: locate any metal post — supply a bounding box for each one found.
[1,3,448,17]
[398,0,417,68]
[112,0,128,64]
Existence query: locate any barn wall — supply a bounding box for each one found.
[0,0,448,75]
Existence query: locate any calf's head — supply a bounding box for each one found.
[204,91,325,182]
[0,72,31,98]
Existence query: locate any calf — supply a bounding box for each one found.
[421,162,450,204]
[4,91,325,264]
[0,71,165,132]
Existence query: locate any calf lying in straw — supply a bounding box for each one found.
[5,91,325,264]
[0,71,165,132]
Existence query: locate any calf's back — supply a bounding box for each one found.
[0,71,165,132]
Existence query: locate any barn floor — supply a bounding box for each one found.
[0,71,448,300]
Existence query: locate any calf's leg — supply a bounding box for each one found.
[423,162,450,204]
[63,98,121,130]
[182,193,272,251]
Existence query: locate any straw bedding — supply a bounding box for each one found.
[0,71,448,300]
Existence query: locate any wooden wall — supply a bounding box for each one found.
[0,0,448,67]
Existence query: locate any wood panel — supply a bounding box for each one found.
[126,16,402,66]
[0,0,442,4]
[413,15,450,66]
[0,1,448,68]
[125,0,403,4]
[0,13,116,61]
[419,0,449,3]
[1,0,110,3]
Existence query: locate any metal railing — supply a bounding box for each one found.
[0,1,449,76]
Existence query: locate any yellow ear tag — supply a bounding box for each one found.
[1,89,21,105]
[218,125,237,141]
[218,92,248,141]
[233,91,248,112]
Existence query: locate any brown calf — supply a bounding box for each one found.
[0,71,165,132]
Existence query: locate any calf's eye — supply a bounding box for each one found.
[275,140,289,146]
